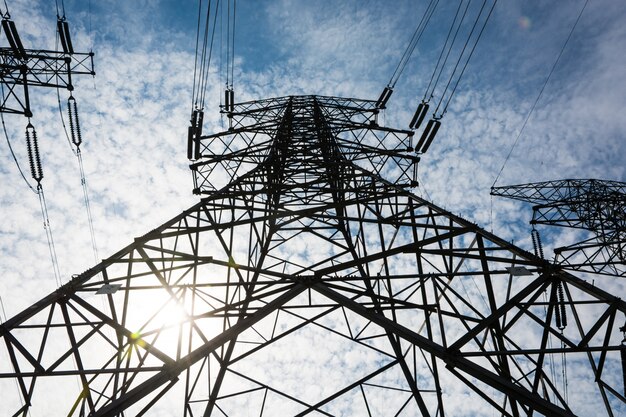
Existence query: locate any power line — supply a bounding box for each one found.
[492,0,589,188]
[387,0,439,89]
[433,0,497,117]
[440,0,497,115]
[423,0,466,102]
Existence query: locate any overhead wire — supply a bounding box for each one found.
[54,9,100,263]
[411,0,497,155]
[230,0,236,90]
[191,0,203,110]
[226,0,231,89]
[491,0,589,188]
[387,0,439,90]
[1,109,38,194]
[1,0,8,18]
[423,0,467,102]
[433,0,497,118]
[196,0,212,109]
[54,0,66,19]
[200,0,220,108]
[37,183,62,287]
[375,0,439,110]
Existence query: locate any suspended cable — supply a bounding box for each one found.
[0,293,7,323]
[200,0,220,108]
[88,0,93,51]
[53,14,100,263]
[387,0,439,89]
[226,0,231,89]
[37,185,62,287]
[196,0,212,109]
[191,0,203,110]
[491,0,589,188]
[410,0,469,130]
[412,0,497,155]
[376,0,439,110]
[1,0,9,18]
[439,0,497,116]
[67,95,99,263]
[423,0,466,103]
[24,121,63,287]
[1,111,38,193]
[219,0,224,105]
[433,0,497,117]
[189,0,222,159]
[230,0,236,90]
[77,148,99,263]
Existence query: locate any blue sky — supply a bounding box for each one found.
[0,0,625,415]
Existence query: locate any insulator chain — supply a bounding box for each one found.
[554,281,567,330]
[25,122,43,184]
[531,228,544,259]
[67,95,82,148]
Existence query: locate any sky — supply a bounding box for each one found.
[0,0,625,415]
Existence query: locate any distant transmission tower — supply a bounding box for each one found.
[492,179,626,277]
[1,96,625,416]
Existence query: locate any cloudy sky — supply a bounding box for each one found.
[0,0,624,414]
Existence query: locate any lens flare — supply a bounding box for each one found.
[519,16,531,30]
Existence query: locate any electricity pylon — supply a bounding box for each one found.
[0,17,94,116]
[1,95,625,416]
[492,179,626,277]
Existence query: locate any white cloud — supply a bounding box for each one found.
[0,0,624,415]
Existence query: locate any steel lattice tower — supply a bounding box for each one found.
[1,95,625,416]
[492,179,626,277]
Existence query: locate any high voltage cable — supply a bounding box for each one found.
[491,0,589,188]
[54,11,100,264]
[1,110,38,194]
[409,0,496,155]
[387,0,439,89]
[424,0,466,102]
[191,0,203,110]
[37,185,63,287]
[199,0,220,108]
[197,0,213,108]
[433,0,497,117]
[191,0,224,111]
[230,0,236,89]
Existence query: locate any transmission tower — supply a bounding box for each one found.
[1,95,625,416]
[0,15,94,117]
[492,179,626,277]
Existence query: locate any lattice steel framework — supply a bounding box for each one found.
[491,179,626,277]
[0,21,95,116]
[1,96,625,416]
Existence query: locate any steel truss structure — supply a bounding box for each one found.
[492,179,626,277]
[0,21,95,116]
[1,96,625,416]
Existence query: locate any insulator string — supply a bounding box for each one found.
[557,281,567,329]
[531,228,544,259]
[25,123,43,183]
